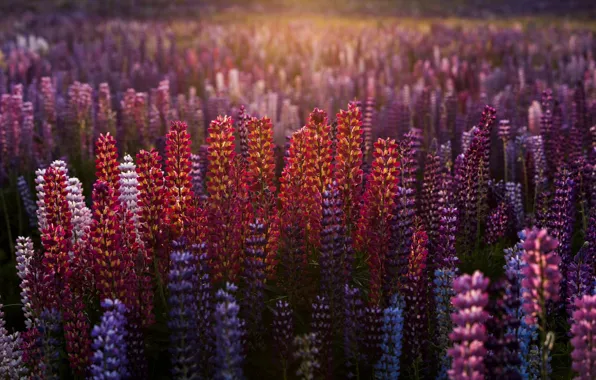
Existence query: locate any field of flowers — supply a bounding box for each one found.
[0,12,595,379]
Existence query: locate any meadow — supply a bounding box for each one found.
[0,12,595,379]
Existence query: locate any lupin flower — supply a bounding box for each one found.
[389,133,418,288]
[90,299,129,380]
[62,284,92,376]
[499,120,512,182]
[278,129,315,296]
[214,283,244,380]
[18,175,37,228]
[437,205,458,269]
[356,138,400,304]
[273,300,294,376]
[40,77,56,125]
[335,103,364,232]
[0,301,27,379]
[294,333,320,380]
[165,121,194,236]
[16,236,37,326]
[448,271,490,380]
[539,90,556,172]
[362,97,375,163]
[404,224,429,360]
[237,105,251,161]
[21,101,33,164]
[279,127,319,239]
[570,295,596,380]
[190,153,205,197]
[97,83,116,136]
[521,228,562,326]
[37,308,63,380]
[320,184,349,318]
[311,295,332,377]
[134,92,149,147]
[343,285,364,377]
[6,87,23,161]
[136,149,168,281]
[504,232,539,379]
[35,167,48,231]
[42,162,72,231]
[245,116,279,275]
[505,182,524,230]
[457,106,497,254]
[90,181,134,303]
[168,249,200,379]
[305,108,334,194]
[421,147,442,253]
[567,247,594,317]
[246,116,276,194]
[155,79,171,135]
[485,279,522,379]
[40,166,72,308]
[363,305,384,364]
[548,166,575,290]
[398,130,418,192]
[95,133,120,195]
[67,177,92,244]
[242,219,267,339]
[486,201,511,245]
[526,135,547,191]
[374,295,405,380]
[118,155,141,233]
[207,116,244,283]
[67,81,93,158]
[192,246,214,377]
[435,267,458,378]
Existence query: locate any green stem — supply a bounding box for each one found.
[1,190,15,260]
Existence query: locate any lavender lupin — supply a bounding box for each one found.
[168,249,200,379]
[504,232,537,379]
[37,308,63,380]
[273,300,293,377]
[374,295,404,380]
[434,267,457,379]
[15,236,36,327]
[0,300,27,379]
[17,175,37,228]
[320,184,346,320]
[344,285,364,378]
[566,246,594,317]
[214,283,244,380]
[485,279,522,380]
[90,299,129,380]
[243,219,266,344]
[311,295,332,377]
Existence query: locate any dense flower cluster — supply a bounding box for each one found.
[448,271,490,380]
[570,295,596,380]
[1,14,596,380]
